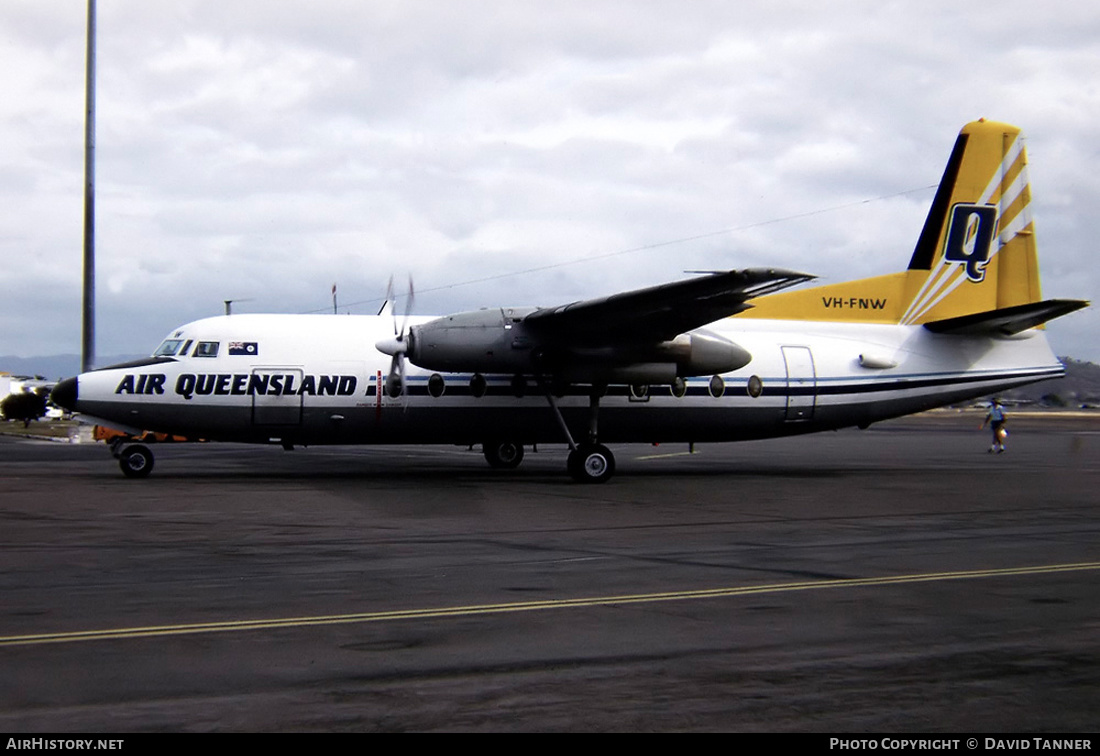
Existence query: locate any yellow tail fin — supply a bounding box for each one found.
[741,120,1043,324]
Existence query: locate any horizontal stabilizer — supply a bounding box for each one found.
[922,299,1088,336]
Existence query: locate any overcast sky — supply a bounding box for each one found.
[2,1,1097,364]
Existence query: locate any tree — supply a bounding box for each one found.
[1,389,48,427]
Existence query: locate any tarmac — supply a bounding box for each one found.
[1,412,1098,732]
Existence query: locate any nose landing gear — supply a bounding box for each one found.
[113,442,154,479]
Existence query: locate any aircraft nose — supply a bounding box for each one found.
[51,376,78,411]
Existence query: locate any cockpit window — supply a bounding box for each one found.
[153,339,184,357]
[194,341,220,358]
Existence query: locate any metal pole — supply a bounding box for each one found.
[81,0,96,373]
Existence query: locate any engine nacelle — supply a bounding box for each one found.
[550,362,677,385]
[404,311,752,382]
[407,308,540,374]
[666,331,752,376]
[552,333,750,382]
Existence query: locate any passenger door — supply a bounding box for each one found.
[782,346,816,422]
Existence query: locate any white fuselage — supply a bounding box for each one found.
[68,313,1063,448]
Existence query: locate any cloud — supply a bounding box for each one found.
[0,0,1097,362]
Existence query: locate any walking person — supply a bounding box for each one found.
[981,399,1007,453]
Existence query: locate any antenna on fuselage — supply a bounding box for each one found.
[223,299,254,316]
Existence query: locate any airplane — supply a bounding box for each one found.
[51,120,1087,481]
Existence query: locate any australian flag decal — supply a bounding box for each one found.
[229,342,258,356]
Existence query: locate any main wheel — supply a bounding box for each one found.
[118,444,154,479]
[483,440,525,469]
[568,443,615,483]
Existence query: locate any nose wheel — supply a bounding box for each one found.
[116,444,155,478]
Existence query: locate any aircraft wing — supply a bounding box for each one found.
[523,268,813,344]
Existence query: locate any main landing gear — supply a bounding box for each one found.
[480,383,617,483]
[483,439,525,469]
[566,442,615,484]
[545,383,616,484]
[481,438,615,483]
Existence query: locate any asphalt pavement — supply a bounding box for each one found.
[1,413,1098,732]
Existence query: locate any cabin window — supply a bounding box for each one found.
[153,340,184,357]
[470,373,487,399]
[194,341,220,358]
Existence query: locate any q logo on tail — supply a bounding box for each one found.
[943,203,998,283]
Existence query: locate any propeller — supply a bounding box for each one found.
[375,277,415,399]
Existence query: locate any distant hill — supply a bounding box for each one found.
[996,357,1100,407]
[0,355,144,382]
